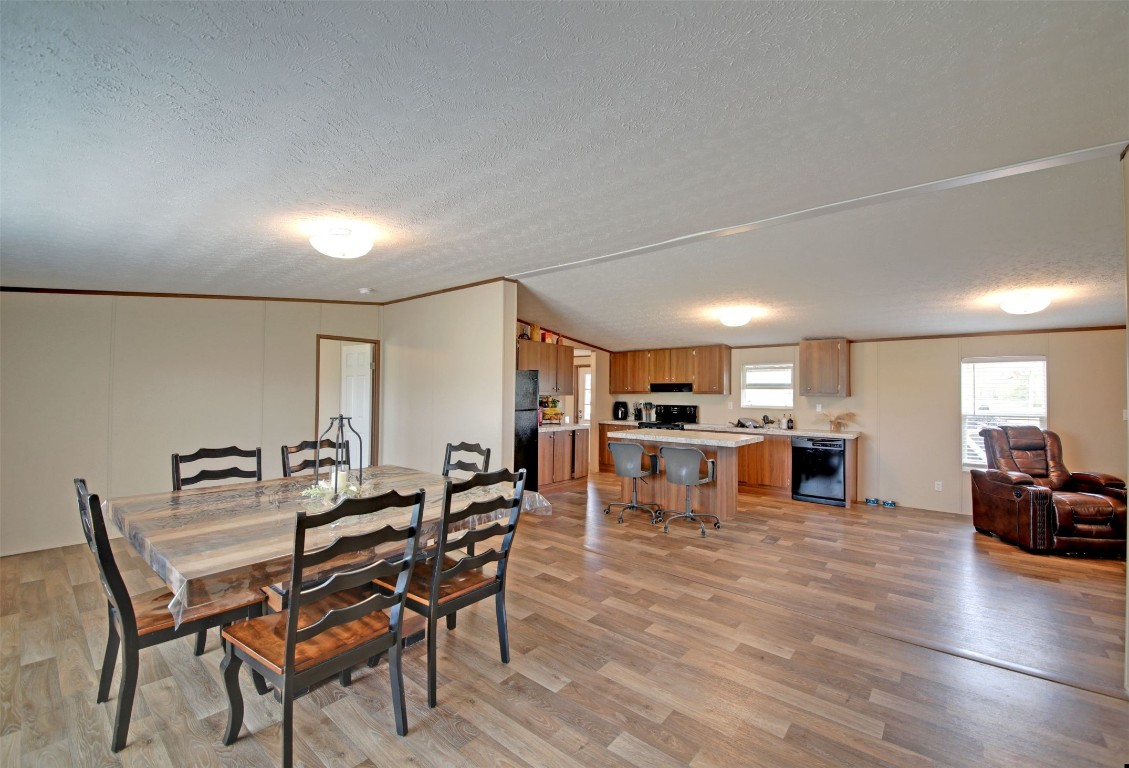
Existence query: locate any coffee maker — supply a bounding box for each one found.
[612,401,628,420]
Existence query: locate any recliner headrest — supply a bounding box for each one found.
[1001,425,1046,451]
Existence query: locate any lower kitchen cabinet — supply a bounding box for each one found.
[737,435,792,490]
[572,428,589,479]
[539,428,589,488]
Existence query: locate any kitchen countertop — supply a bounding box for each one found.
[538,423,590,433]
[599,420,858,439]
[607,428,764,448]
[691,423,860,440]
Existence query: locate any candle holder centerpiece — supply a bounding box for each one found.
[313,414,364,495]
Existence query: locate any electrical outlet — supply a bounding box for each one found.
[934,481,943,492]
[728,401,734,410]
[816,404,822,412]
[1124,409,1128,421]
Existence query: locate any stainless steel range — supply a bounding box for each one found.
[637,404,698,430]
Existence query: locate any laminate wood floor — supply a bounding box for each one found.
[2,474,1126,767]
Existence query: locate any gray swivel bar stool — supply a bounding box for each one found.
[659,446,720,537]
[605,442,662,524]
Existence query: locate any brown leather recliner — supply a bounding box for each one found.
[970,425,1126,556]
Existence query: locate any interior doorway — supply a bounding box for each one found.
[316,335,380,467]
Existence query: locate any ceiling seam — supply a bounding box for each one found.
[507,142,1129,280]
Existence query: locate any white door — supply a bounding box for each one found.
[341,343,372,466]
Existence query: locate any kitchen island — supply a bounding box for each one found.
[606,428,763,522]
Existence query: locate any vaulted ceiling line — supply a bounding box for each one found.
[507,141,1128,281]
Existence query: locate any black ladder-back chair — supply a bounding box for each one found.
[377,467,526,708]
[171,445,262,490]
[220,487,427,766]
[171,444,263,654]
[281,438,350,478]
[74,479,264,753]
[604,441,662,524]
[442,441,491,477]
[659,446,720,537]
[441,441,491,558]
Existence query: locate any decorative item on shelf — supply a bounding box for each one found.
[517,321,531,340]
[816,410,855,432]
[314,414,363,495]
[539,395,563,424]
[529,323,541,341]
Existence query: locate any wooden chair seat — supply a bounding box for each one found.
[133,587,264,637]
[223,588,391,675]
[376,556,494,608]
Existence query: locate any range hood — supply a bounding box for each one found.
[650,382,692,393]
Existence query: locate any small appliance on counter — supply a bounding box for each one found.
[613,401,628,420]
[632,402,643,420]
[637,404,698,430]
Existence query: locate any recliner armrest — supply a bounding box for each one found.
[1070,471,1126,489]
[984,469,1035,485]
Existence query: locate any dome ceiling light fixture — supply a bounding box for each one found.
[717,306,756,327]
[1000,290,1052,315]
[309,227,373,259]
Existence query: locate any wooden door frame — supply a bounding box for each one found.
[314,334,381,467]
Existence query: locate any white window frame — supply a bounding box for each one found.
[740,363,794,409]
[581,369,592,422]
[961,356,1047,469]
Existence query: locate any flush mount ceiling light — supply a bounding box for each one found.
[1000,290,1052,315]
[717,307,756,327]
[309,227,373,259]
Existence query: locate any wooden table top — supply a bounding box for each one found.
[105,465,544,624]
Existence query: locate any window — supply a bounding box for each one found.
[740,363,794,408]
[581,369,592,421]
[961,356,1047,467]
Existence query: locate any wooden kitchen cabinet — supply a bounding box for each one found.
[612,346,727,393]
[572,428,589,479]
[518,339,574,395]
[609,350,649,393]
[737,435,792,489]
[691,345,730,394]
[538,430,577,487]
[649,347,695,384]
[799,338,850,397]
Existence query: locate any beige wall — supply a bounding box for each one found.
[0,293,381,556]
[617,329,1127,514]
[317,338,343,429]
[380,281,517,476]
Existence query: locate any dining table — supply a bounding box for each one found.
[104,465,549,626]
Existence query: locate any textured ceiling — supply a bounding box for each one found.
[1,1,1126,349]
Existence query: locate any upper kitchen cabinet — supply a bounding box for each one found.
[518,339,575,395]
[799,338,850,397]
[609,349,649,393]
[609,344,730,394]
[691,345,730,394]
[649,347,695,385]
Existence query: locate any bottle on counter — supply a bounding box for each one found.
[786,414,794,430]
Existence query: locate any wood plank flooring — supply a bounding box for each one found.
[2,473,1126,766]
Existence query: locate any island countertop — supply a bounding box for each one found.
[607,428,764,448]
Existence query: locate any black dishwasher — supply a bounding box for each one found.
[791,437,846,506]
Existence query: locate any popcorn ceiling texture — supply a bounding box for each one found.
[1,2,1125,348]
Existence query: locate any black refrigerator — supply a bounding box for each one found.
[514,370,539,491]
